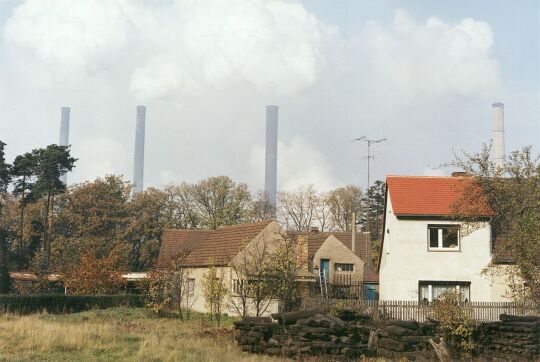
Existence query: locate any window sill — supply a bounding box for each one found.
[428,248,461,252]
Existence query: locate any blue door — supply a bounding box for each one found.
[364,284,378,300]
[320,259,330,281]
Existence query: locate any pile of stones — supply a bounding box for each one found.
[375,320,438,361]
[477,314,539,360]
[233,309,373,358]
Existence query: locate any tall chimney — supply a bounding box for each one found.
[492,102,505,169]
[59,106,70,184]
[264,105,278,215]
[133,105,146,194]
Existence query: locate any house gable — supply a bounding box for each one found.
[313,235,365,283]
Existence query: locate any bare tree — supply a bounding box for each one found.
[189,176,252,229]
[229,232,278,318]
[277,185,320,231]
[326,185,362,231]
[249,190,275,222]
[167,250,196,321]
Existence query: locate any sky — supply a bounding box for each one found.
[0,0,538,193]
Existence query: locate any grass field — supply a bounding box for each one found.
[0,307,291,362]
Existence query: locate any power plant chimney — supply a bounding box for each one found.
[59,106,70,184]
[264,105,278,215]
[492,102,505,169]
[133,105,146,194]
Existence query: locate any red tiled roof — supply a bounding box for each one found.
[387,176,493,217]
[156,229,214,267]
[185,220,272,266]
[297,232,372,263]
[164,221,273,267]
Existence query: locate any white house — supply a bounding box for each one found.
[378,175,513,302]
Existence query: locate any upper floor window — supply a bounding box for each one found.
[334,263,354,272]
[428,224,460,251]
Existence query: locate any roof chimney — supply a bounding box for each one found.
[133,105,146,194]
[59,106,70,184]
[264,105,278,215]
[310,226,319,233]
[492,102,505,169]
[351,212,356,253]
[451,171,469,177]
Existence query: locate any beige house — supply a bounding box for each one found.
[298,230,379,299]
[157,220,313,316]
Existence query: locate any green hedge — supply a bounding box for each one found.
[0,294,145,314]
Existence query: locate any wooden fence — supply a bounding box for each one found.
[301,298,539,322]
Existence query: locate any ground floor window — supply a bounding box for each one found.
[334,263,354,272]
[418,280,470,302]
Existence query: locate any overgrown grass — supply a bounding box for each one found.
[0,307,287,362]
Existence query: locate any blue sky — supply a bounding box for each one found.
[0,1,538,191]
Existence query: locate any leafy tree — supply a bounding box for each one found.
[266,232,307,312]
[145,269,172,318]
[0,229,11,293]
[0,141,10,194]
[11,152,38,263]
[326,185,362,232]
[363,180,385,238]
[202,258,229,326]
[450,145,540,303]
[30,145,76,271]
[162,184,201,229]
[63,249,127,295]
[189,176,252,229]
[125,187,168,271]
[0,141,11,292]
[51,175,130,273]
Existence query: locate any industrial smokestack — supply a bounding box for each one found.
[133,105,146,194]
[492,102,505,169]
[59,106,70,184]
[264,105,278,215]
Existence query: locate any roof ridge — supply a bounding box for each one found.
[163,228,214,233]
[215,220,273,230]
[387,175,468,179]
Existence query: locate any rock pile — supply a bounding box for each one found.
[477,314,539,360]
[376,320,438,361]
[233,309,373,358]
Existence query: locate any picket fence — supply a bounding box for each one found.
[300,298,539,322]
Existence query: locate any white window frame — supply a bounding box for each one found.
[334,263,354,272]
[427,224,460,251]
[419,281,470,302]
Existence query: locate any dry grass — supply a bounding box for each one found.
[0,308,291,362]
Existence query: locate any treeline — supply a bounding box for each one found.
[0,140,384,278]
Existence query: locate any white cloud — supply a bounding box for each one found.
[0,3,517,193]
[249,137,337,191]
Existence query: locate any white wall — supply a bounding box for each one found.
[379,192,509,302]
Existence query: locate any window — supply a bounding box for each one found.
[418,281,470,302]
[187,278,195,296]
[334,263,354,272]
[428,225,460,250]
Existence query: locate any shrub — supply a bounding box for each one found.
[0,294,144,314]
[431,290,475,356]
